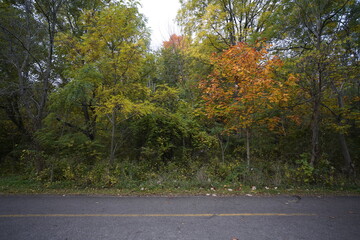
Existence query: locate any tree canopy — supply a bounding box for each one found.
[0,0,359,188]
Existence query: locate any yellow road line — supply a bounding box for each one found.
[0,213,316,218]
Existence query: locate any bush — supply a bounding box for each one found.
[293,153,315,185]
[4,148,358,191]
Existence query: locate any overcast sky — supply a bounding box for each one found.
[138,0,181,49]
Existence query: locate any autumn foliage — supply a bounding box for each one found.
[0,0,359,189]
[163,34,186,50]
[200,42,297,132]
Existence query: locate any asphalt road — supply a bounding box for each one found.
[0,195,359,240]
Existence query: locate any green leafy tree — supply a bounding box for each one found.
[266,0,359,173]
[178,0,278,48]
[158,34,199,102]
[56,1,152,164]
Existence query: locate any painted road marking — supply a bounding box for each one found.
[0,213,317,218]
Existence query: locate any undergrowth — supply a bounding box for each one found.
[1,154,359,195]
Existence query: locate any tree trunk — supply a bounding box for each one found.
[310,52,323,167]
[338,133,353,176]
[37,20,54,130]
[35,0,64,130]
[218,134,229,163]
[332,84,354,176]
[219,139,225,163]
[310,97,320,167]
[246,128,251,168]
[109,110,116,165]
[82,103,96,141]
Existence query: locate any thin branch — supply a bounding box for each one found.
[320,102,338,118]
[0,24,43,72]
[56,117,93,139]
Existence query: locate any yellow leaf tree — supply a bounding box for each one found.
[57,1,152,164]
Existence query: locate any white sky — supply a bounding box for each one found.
[138,0,181,49]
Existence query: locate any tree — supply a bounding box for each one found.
[200,42,296,166]
[0,1,42,140]
[266,0,359,171]
[177,1,281,113]
[178,0,278,48]
[47,64,101,142]
[0,0,66,154]
[158,34,199,102]
[160,34,187,86]
[56,1,152,164]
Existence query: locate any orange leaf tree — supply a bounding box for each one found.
[199,42,296,166]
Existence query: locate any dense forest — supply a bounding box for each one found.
[0,0,359,190]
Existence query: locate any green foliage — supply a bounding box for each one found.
[294,153,315,184]
[284,153,339,186]
[128,109,213,164]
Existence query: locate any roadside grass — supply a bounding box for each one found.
[0,175,43,194]
[1,175,359,196]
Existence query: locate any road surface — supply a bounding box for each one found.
[0,195,359,239]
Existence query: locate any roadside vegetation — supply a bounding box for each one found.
[0,0,359,195]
